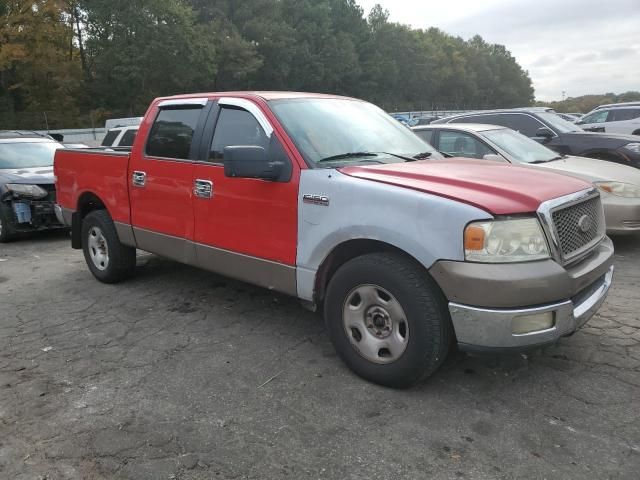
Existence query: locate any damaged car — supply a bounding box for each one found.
[0,132,66,242]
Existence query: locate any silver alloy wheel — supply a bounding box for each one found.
[342,284,409,364]
[88,226,109,271]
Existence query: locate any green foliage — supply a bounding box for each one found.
[1,0,537,128]
[537,91,640,114]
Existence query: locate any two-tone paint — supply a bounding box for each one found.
[55,92,615,352]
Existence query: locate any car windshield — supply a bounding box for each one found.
[0,141,62,169]
[269,98,442,167]
[537,112,581,133]
[483,128,560,163]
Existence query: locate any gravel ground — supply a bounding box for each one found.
[0,232,639,480]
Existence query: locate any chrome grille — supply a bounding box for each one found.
[551,195,604,261]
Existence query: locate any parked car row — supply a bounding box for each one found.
[413,124,640,234]
[432,107,640,168]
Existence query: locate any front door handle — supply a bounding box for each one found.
[132,171,146,187]
[194,179,213,199]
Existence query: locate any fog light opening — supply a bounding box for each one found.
[512,312,555,335]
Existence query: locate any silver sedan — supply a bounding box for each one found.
[413,123,640,235]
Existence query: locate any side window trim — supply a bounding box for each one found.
[218,97,274,137]
[449,113,553,137]
[143,101,212,162]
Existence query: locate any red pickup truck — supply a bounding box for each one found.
[55,92,614,387]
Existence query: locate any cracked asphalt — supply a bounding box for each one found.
[0,232,639,480]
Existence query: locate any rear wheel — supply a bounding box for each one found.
[324,252,451,388]
[82,210,136,283]
[0,203,16,243]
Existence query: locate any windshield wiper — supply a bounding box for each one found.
[316,152,379,163]
[412,152,433,160]
[530,155,566,164]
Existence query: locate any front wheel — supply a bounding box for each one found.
[81,210,136,283]
[324,252,452,388]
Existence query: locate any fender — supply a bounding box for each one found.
[296,169,493,301]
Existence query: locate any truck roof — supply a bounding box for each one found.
[154,91,358,102]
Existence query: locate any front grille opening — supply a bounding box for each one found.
[552,196,604,261]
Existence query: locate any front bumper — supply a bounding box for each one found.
[449,266,613,351]
[4,199,65,232]
[602,195,640,234]
[430,237,615,351]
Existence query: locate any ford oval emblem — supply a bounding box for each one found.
[577,214,592,233]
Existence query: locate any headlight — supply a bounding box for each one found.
[594,181,640,198]
[5,184,48,199]
[623,143,640,153]
[464,218,550,263]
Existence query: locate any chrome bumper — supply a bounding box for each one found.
[449,266,614,350]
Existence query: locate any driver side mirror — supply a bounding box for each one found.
[536,127,554,140]
[223,146,284,181]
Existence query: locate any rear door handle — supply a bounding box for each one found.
[194,179,213,199]
[132,171,146,187]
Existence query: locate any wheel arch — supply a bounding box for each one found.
[312,238,435,306]
[71,191,110,249]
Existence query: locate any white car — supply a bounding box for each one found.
[577,105,640,136]
[413,123,640,235]
[100,126,139,148]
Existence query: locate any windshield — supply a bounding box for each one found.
[269,98,442,167]
[537,112,581,133]
[0,141,62,169]
[483,128,559,163]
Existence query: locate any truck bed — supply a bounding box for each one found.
[54,149,132,225]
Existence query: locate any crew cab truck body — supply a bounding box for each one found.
[55,92,614,387]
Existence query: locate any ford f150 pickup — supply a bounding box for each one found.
[54,92,615,387]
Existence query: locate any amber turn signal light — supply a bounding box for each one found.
[464,225,486,251]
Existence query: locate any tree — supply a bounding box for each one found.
[0,0,81,128]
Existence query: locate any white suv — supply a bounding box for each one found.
[100,126,139,148]
[577,105,640,136]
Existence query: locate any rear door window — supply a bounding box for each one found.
[101,130,120,147]
[438,131,494,158]
[414,129,434,144]
[610,109,640,122]
[498,114,546,136]
[119,129,137,147]
[146,107,203,159]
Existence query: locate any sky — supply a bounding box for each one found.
[356,0,640,101]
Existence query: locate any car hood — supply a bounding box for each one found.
[339,159,591,215]
[0,166,55,185]
[564,130,640,147]
[536,155,640,185]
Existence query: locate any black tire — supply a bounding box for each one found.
[0,203,16,243]
[81,210,136,283]
[324,252,452,388]
[632,130,640,136]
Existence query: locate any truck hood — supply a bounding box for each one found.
[536,155,640,185]
[0,166,55,185]
[339,159,591,215]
